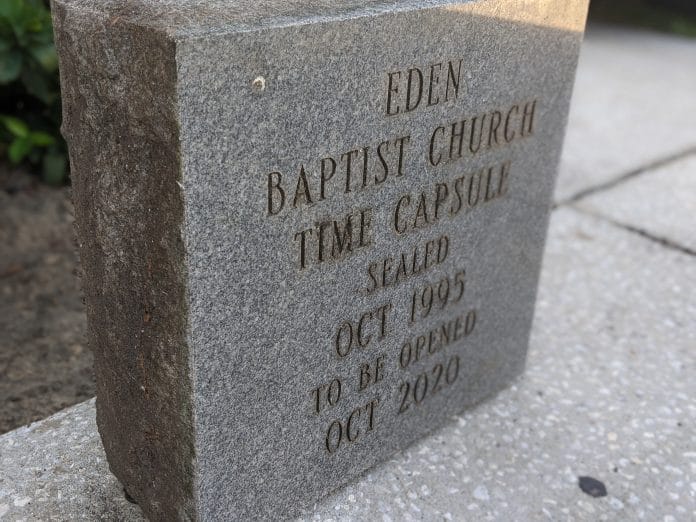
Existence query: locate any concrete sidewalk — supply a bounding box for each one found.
[1,25,695,521]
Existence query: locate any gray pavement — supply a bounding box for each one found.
[557,26,696,203]
[575,153,696,254]
[1,24,696,521]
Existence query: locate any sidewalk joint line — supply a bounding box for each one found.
[571,206,696,258]
[555,145,696,207]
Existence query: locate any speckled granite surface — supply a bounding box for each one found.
[51,0,589,518]
[49,0,587,37]
[2,205,695,521]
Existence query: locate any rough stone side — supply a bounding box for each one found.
[51,2,195,520]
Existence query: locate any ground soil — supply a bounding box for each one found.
[0,167,93,434]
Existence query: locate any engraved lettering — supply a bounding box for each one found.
[346,407,361,442]
[468,114,487,154]
[427,62,442,106]
[410,270,466,324]
[295,208,373,269]
[325,420,342,454]
[375,140,390,183]
[341,149,359,193]
[358,354,385,391]
[311,377,342,414]
[385,58,464,116]
[292,165,313,207]
[487,110,502,147]
[334,303,393,358]
[445,59,463,101]
[449,119,466,160]
[393,160,512,235]
[426,101,537,168]
[386,71,401,115]
[294,228,313,270]
[324,398,379,454]
[398,356,460,414]
[319,157,336,200]
[393,194,410,234]
[405,67,423,112]
[394,135,410,176]
[267,172,285,215]
[521,99,537,136]
[400,309,476,368]
[263,63,545,460]
[364,235,449,295]
[429,126,444,166]
[504,104,519,142]
[267,135,411,219]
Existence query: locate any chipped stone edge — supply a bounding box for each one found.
[51,2,196,520]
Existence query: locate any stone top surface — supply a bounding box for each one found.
[51,0,448,36]
[51,0,587,38]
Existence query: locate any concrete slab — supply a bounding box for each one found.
[575,153,696,253]
[0,400,140,521]
[2,207,695,521]
[557,26,696,202]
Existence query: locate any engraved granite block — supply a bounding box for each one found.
[51,1,589,519]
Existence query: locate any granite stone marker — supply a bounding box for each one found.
[52,0,589,519]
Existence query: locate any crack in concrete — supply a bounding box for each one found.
[555,145,696,207]
[570,205,696,259]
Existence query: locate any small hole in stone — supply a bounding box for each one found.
[124,488,138,504]
[252,76,266,92]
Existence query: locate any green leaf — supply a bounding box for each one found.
[0,49,22,83]
[29,42,57,72]
[0,0,23,22]
[29,130,55,146]
[20,65,55,104]
[29,23,54,45]
[42,152,67,185]
[27,147,41,164]
[1,115,29,137]
[8,135,32,163]
[26,17,44,34]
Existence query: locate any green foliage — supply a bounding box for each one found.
[590,0,696,38]
[0,0,67,185]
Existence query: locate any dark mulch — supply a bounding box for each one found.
[0,167,93,434]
